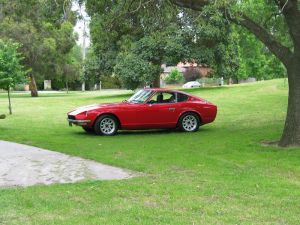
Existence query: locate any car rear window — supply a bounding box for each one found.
[177,93,189,102]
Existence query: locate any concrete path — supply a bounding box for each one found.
[0,140,134,188]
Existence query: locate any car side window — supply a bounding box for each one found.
[147,92,176,104]
[177,93,189,102]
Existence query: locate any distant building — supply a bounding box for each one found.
[161,62,212,86]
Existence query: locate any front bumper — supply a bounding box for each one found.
[68,119,91,126]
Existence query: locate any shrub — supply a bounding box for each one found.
[164,69,184,84]
[101,76,122,89]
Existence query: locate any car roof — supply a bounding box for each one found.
[186,81,199,84]
[144,88,190,95]
[144,88,173,92]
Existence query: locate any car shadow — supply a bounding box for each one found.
[118,129,179,136]
[117,128,210,136]
[72,128,208,137]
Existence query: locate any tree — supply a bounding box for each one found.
[86,0,239,88]
[114,53,160,90]
[86,0,175,87]
[113,31,184,88]
[233,26,285,81]
[165,69,185,84]
[0,0,77,97]
[60,45,83,92]
[169,0,300,146]
[84,47,108,89]
[0,39,26,114]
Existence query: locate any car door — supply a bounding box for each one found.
[142,91,181,128]
[115,90,155,129]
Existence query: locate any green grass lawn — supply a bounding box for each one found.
[0,79,300,224]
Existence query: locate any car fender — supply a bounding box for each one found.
[89,110,122,129]
[177,109,203,125]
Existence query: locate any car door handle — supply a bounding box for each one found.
[169,108,176,111]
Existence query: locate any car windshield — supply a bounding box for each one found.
[128,90,154,103]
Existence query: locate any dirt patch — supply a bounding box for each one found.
[261,140,280,147]
[261,140,300,149]
[0,140,135,188]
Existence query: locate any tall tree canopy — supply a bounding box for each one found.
[0,0,78,96]
[85,0,240,89]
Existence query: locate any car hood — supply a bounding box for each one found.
[69,102,126,115]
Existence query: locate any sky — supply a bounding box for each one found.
[72,2,91,48]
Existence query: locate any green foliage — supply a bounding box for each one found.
[132,33,167,64]
[87,0,290,87]
[0,0,77,87]
[164,69,184,84]
[84,47,104,85]
[85,1,176,87]
[0,39,27,114]
[112,31,185,89]
[101,75,122,89]
[232,0,292,49]
[0,39,26,89]
[61,45,83,89]
[86,1,243,87]
[234,26,286,81]
[179,5,240,79]
[114,53,160,90]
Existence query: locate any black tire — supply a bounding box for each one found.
[178,112,200,132]
[94,115,119,136]
[82,126,94,133]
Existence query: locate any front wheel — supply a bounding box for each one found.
[94,115,118,136]
[179,112,200,132]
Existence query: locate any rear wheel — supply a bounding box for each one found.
[94,115,118,136]
[179,112,200,132]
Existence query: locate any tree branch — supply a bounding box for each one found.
[168,0,294,66]
[237,15,293,66]
[169,0,208,11]
[128,0,154,14]
[276,0,300,48]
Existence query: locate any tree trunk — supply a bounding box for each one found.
[29,74,38,97]
[7,86,12,115]
[152,74,161,88]
[66,80,69,94]
[279,54,300,147]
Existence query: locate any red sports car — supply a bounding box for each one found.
[67,88,217,135]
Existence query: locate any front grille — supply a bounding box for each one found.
[68,115,76,120]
